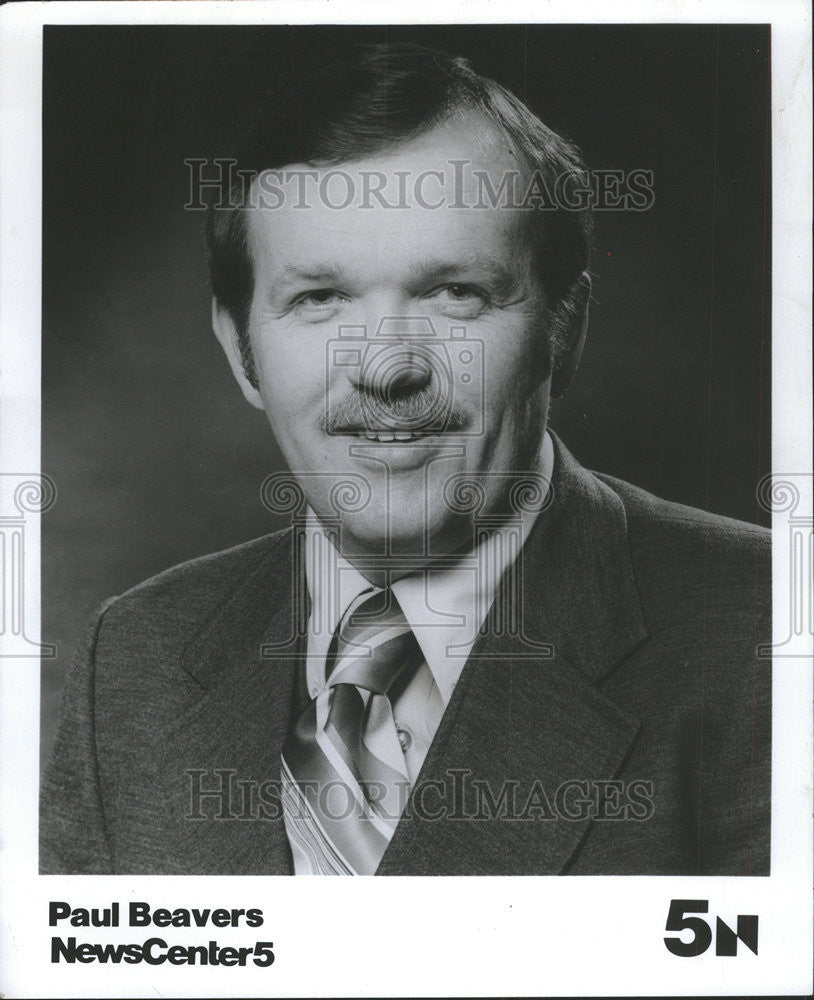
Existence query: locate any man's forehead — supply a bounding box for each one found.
[246,109,531,222]
[244,111,535,277]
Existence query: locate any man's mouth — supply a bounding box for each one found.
[352,429,434,442]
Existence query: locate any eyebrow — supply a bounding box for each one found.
[274,251,526,297]
[277,263,346,285]
[406,253,522,294]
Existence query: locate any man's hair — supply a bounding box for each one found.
[205,42,593,388]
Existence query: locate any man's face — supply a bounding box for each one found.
[218,111,559,568]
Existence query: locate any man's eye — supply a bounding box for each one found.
[294,289,346,309]
[439,284,486,301]
[426,283,491,314]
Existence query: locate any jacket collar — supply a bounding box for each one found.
[517,431,648,682]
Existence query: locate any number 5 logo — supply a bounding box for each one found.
[664,899,713,957]
[664,899,759,957]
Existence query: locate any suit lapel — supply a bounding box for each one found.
[157,529,308,875]
[378,435,649,875]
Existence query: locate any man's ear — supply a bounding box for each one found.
[550,271,591,398]
[211,297,265,411]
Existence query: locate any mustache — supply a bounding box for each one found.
[321,389,469,434]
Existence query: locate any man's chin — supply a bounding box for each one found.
[333,508,474,569]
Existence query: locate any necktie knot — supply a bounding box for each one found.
[325,588,422,695]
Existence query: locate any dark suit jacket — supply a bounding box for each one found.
[41,436,771,875]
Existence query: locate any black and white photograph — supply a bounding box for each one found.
[39,21,775,879]
[0,2,811,997]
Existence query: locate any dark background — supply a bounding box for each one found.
[41,24,771,767]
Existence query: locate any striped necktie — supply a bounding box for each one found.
[281,587,423,875]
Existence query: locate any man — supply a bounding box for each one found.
[41,43,771,876]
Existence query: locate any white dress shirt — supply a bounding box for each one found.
[303,432,554,785]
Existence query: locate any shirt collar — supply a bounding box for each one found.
[304,431,554,704]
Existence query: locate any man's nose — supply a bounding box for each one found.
[355,317,436,400]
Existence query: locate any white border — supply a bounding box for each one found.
[0,2,811,997]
